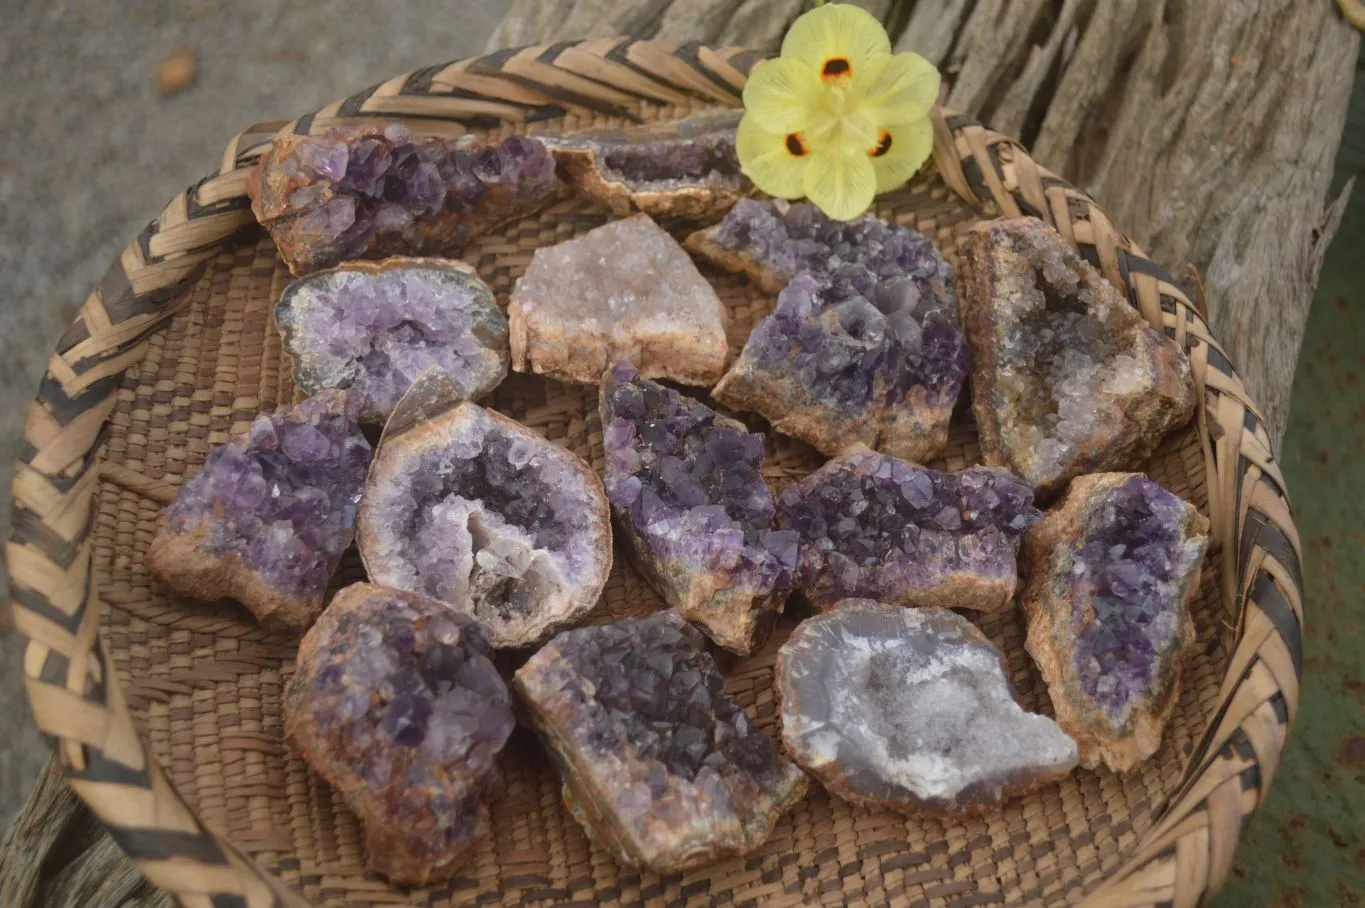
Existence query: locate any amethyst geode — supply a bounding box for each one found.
[776,448,1041,613]
[514,611,807,872]
[284,583,515,885]
[543,109,746,219]
[599,362,795,653]
[276,257,508,424]
[1021,473,1208,771]
[712,262,969,461]
[358,372,612,648]
[145,390,371,632]
[961,218,1196,499]
[776,600,1078,816]
[248,124,559,275]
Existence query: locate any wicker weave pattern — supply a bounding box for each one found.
[6,39,1301,908]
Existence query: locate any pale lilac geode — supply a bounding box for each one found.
[776,448,1041,613]
[248,124,559,275]
[284,583,515,886]
[599,362,796,654]
[275,257,508,424]
[1021,473,1208,772]
[776,600,1078,817]
[357,372,612,648]
[514,610,807,873]
[144,390,371,633]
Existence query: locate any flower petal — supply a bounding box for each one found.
[742,57,822,134]
[870,118,934,194]
[857,52,941,126]
[737,114,808,199]
[781,3,891,83]
[804,145,877,221]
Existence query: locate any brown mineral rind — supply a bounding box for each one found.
[1020,473,1209,771]
[960,217,1196,499]
[684,212,789,295]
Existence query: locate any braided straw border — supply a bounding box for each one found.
[6,38,1302,908]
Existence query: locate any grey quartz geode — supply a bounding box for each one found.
[514,610,807,873]
[776,600,1078,816]
[357,371,612,648]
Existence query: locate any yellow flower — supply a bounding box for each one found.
[737,3,940,221]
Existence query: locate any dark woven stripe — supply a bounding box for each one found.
[1240,508,1304,595]
[66,749,152,788]
[11,577,88,636]
[1249,570,1303,676]
[105,824,227,865]
[675,40,744,98]
[336,81,384,118]
[9,506,90,571]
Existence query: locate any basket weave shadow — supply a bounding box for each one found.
[6,38,1303,908]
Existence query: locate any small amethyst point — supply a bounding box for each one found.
[543,110,747,219]
[283,583,515,885]
[960,218,1196,499]
[509,214,730,387]
[599,362,794,653]
[712,262,968,462]
[776,600,1078,816]
[276,256,508,424]
[776,448,1040,613]
[514,611,807,873]
[1021,473,1208,772]
[145,390,371,633]
[358,373,612,648]
[247,126,559,275]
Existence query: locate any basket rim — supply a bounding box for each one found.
[4,36,1304,908]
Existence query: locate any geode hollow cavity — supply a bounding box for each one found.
[145,390,371,633]
[776,448,1041,613]
[776,600,1078,816]
[1021,473,1208,771]
[357,372,612,648]
[961,217,1196,499]
[543,110,746,219]
[283,583,515,886]
[514,611,807,872]
[275,257,508,424]
[712,262,968,462]
[248,125,559,274]
[600,362,795,654]
[509,214,729,386]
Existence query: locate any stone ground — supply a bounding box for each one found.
[1,4,1361,904]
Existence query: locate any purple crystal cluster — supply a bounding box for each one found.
[1069,477,1193,714]
[276,259,508,423]
[600,363,795,652]
[147,390,371,630]
[249,125,559,274]
[284,583,515,885]
[777,450,1041,612]
[601,136,739,183]
[514,611,806,872]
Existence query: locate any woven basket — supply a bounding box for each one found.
[7,39,1303,908]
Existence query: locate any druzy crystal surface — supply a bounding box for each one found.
[544,110,745,219]
[776,449,1040,613]
[712,262,969,461]
[686,198,957,296]
[283,583,515,885]
[276,257,508,424]
[514,611,806,872]
[961,217,1195,498]
[248,124,559,274]
[1021,473,1207,771]
[776,600,1078,816]
[145,390,371,632]
[600,362,795,653]
[509,214,729,386]
[358,379,611,648]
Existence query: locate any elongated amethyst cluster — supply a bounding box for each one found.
[514,611,806,873]
[284,583,515,885]
[777,449,1040,613]
[600,362,795,653]
[276,257,508,423]
[145,390,371,632]
[1021,473,1207,771]
[248,124,559,274]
